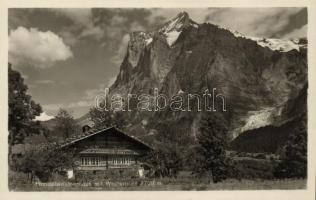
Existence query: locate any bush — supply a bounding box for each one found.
[274,127,307,179]
[13,146,76,183]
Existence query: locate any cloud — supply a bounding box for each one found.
[59,29,79,46]
[80,26,104,40]
[204,8,303,38]
[148,8,306,38]
[52,8,92,26]
[9,26,73,68]
[282,24,307,39]
[111,34,130,65]
[51,8,105,42]
[130,21,146,32]
[111,15,128,24]
[148,8,210,24]
[35,112,55,121]
[50,9,151,65]
[107,76,117,87]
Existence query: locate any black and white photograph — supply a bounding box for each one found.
[4,5,313,194]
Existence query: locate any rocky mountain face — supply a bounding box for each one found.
[107,12,307,146]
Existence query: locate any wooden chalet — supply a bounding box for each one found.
[59,126,153,179]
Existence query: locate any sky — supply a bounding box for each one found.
[8,8,307,118]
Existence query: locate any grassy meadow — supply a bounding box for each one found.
[11,178,306,191]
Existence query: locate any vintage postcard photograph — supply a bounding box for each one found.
[2,3,315,198]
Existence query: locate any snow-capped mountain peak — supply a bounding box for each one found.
[160,11,190,33]
[214,24,306,52]
[160,12,198,46]
[223,26,306,52]
[246,37,306,52]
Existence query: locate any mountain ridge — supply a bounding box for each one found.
[79,12,307,149]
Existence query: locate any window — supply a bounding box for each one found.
[81,157,102,166]
[81,156,134,166]
[111,156,133,165]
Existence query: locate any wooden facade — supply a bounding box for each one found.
[61,127,152,178]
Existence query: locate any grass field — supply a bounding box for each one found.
[11,179,306,191]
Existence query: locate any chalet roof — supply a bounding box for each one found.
[58,126,153,150]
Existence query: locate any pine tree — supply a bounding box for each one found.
[55,109,78,139]
[141,120,193,178]
[194,112,229,183]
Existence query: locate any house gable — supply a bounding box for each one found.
[73,127,152,153]
[57,127,153,172]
